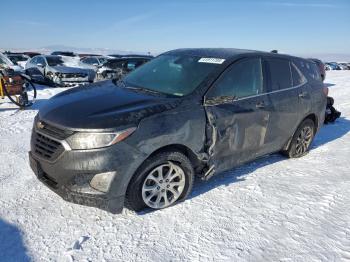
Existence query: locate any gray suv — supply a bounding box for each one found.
[29,48,327,213]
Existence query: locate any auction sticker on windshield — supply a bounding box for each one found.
[198,58,225,64]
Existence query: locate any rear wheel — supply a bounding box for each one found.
[283,119,315,158]
[125,151,194,211]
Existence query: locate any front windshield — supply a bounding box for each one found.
[47,57,64,66]
[124,54,220,96]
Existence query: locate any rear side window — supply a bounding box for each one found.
[295,60,321,81]
[265,58,292,91]
[291,63,307,86]
[208,58,263,99]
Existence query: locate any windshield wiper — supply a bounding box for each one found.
[113,79,171,96]
[124,86,164,96]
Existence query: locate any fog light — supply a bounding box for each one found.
[90,172,116,193]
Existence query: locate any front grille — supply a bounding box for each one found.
[33,132,64,161]
[37,121,73,140]
[61,73,87,78]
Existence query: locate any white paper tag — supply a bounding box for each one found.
[198,58,225,64]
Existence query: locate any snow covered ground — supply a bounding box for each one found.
[0,71,349,261]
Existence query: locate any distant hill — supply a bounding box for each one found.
[0,45,153,56]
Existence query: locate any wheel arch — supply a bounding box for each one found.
[283,113,318,150]
[145,144,203,171]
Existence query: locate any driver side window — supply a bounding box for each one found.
[207,58,263,100]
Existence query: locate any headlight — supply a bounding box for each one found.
[66,127,136,150]
[47,71,53,79]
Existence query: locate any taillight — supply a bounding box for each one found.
[323,86,329,96]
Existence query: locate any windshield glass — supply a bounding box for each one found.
[124,54,219,96]
[47,56,64,66]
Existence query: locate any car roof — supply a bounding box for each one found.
[163,48,264,59]
[163,48,305,61]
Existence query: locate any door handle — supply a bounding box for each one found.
[299,91,308,98]
[256,101,265,109]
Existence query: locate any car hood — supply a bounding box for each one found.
[50,66,91,74]
[38,80,180,130]
[10,65,24,72]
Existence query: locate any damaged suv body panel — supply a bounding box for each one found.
[202,53,326,176]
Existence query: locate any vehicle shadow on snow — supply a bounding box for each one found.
[312,117,350,148]
[138,117,350,215]
[0,218,30,261]
[191,117,350,200]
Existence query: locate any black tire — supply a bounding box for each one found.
[125,151,194,211]
[282,118,315,158]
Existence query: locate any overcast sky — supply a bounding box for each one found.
[1,0,349,56]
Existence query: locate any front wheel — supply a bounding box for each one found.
[282,119,315,158]
[126,151,194,211]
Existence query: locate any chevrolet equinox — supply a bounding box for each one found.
[29,48,327,213]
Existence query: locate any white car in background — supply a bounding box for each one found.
[0,52,24,72]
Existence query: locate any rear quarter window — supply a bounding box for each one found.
[291,62,307,86]
[294,60,321,82]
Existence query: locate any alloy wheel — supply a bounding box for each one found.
[295,126,313,155]
[142,161,186,209]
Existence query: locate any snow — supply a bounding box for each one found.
[0,71,350,261]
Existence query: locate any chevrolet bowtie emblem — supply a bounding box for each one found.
[37,121,45,129]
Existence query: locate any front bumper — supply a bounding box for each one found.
[51,75,91,86]
[29,151,125,213]
[29,128,147,213]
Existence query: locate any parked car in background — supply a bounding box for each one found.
[51,51,77,57]
[6,53,30,68]
[25,55,95,86]
[325,62,341,70]
[99,56,153,80]
[80,55,152,81]
[23,52,42,58]
[338,63,350,70]
[78,53,100,58]
[0,52,24,72]
[308,58,326,81]
[80,56,109,67]
[29,48,327,214]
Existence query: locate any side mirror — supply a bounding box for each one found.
[93,63,99,67]
[37,63,44,67]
